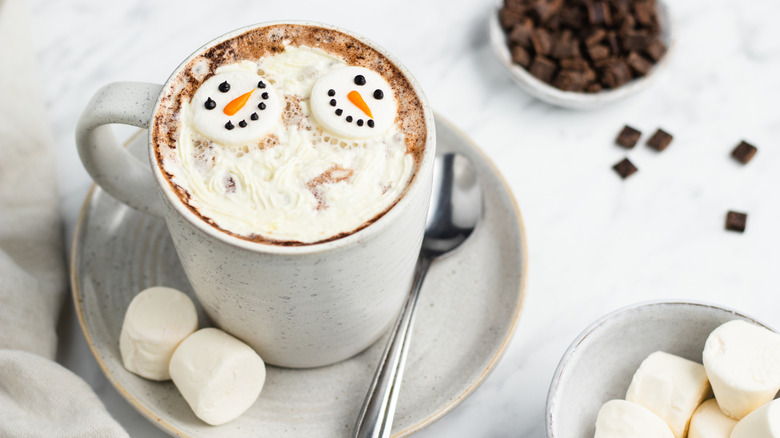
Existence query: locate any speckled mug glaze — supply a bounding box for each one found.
[76,21,436,368]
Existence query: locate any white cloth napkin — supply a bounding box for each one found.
[0,0,127,435]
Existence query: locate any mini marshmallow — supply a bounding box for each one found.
[626,351,712,438]
[702,320,780,419]
[169,328,266,426]
[730,398,780,438]
[594,399,674,438]
[688,399,737,438]
[119,286,198,381]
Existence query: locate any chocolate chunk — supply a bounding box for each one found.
[535,0,564,22]
[559,57,591,71]
[586,83,603,93]
[646,128,673,151]
[644,37,667,61]
[553,70,587,92]
[587,44,611,61]
[508,18,534,48]
[606,32,621,55]
[587,1,612,26]
[531,28,553,56]
[634,1,656,27]
[623,31,652,51]
[504,0,528,13]
[511,45,532,67]
[551,30,581,59]
[731,141,757,164]
[613,158,638,179]
[616,125,642,149]
[559,5,585,28]
[627,52,654,76]
[619,15,637,35]
[499,8,526,30]
[529,56,558,83]
[725,211,747,233]
[585,29,607,47]
[600,60,632,88]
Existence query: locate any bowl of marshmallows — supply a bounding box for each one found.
[546,301,780,437]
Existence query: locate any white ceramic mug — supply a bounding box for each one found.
[76,21,435,368]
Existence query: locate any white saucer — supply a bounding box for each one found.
[71,114,528,437]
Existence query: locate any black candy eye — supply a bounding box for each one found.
[354,75,366,86]
[219,81,230,92]
[367,120,375,128]
[373,89,384,100]
[204,97,216,110]
[257,81,266,89]
[328,89,336,97]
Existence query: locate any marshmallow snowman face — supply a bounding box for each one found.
[190,71,281,145]
[310,66,397,139]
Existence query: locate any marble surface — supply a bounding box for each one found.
[28,0,780,436]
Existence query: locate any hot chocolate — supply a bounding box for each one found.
[152,24,427,245]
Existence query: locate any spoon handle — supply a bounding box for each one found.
[353,255,433,438]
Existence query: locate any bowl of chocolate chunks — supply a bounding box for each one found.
[489,0,674,109]
[546,301,780,438]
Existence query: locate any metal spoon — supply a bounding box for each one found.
[353,152,482,438]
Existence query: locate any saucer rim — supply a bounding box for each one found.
[70,113,528,437]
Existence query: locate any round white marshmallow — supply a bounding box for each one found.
[702,320,780,420]
[119,286,198,381]
[688,399,737,438]
[190,70,281,145]
[169,328,266,426]
[625,351,712,438]
[731,398,780,438]
[594,399,674,438]
[310,66,396,139]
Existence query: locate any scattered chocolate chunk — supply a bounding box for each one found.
[725,211,747,233]
[613,158,638,179]
[529,56,557,83]
[616,125,642,149]
[587,83,603,93]
[731,141,757,164]
[511,45,532,67]
[627,52,654,75]
[606,32,620,55]
[646,128,673,151]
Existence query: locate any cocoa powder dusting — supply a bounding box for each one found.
[151,24,428,246]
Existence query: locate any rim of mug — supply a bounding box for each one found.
[147,20,436,255]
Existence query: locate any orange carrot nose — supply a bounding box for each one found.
[223,89,255,116]
[347,90,373,119]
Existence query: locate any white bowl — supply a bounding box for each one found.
[488,1,675,110]
[545,301,774,438]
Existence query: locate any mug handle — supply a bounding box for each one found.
[76,82,166,217]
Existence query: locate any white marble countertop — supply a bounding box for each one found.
[30,0,780,436]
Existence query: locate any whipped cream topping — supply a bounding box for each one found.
[166,46,415,244]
